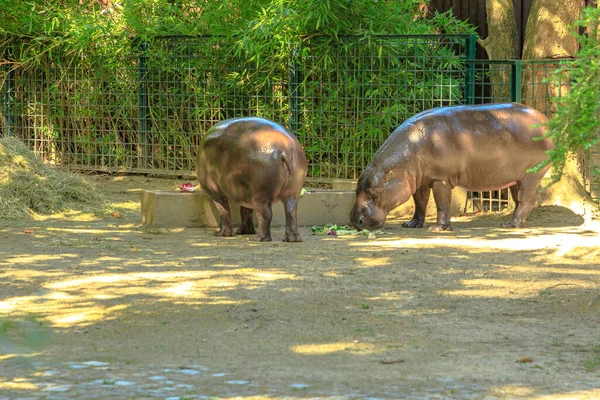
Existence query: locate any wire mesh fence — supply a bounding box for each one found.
[297,35,469,179]
[0,34,473,178]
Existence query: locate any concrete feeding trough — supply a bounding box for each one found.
[140,187,469,228]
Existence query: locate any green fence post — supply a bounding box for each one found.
[2,47,14,138]
[137,38,149,169]
[510,60,522,103]
[289,44,301,134]
[464,33,476,104]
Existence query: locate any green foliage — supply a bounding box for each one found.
[1,1,476,177]
[539,7,600,184]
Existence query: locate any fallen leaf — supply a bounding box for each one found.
[517,357,533,363]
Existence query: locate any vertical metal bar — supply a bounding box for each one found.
[289,44,301,135]
[464,33,476,104]
[3,47,14,138]
[510,60,522,103]
[137,38,149,169]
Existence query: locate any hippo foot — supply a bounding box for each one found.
[283,232,303,242]
[215,228,234,237]
[428,224,452,232]
[251,234,272,242]
[236,226,256,235]
[501,220,525,228]
[402,219,425,228]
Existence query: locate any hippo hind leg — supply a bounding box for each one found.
[208,194,234,237]
[282,196,302,242]
[402,185,430,228]
[251,203,273,242]
[502,166,550,228]
[236,206,256,235]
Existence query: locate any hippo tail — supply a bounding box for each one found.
[281,152,293,179]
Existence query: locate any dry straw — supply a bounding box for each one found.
[0,138,105,219]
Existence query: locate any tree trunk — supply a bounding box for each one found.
[521,0,584,113]
[478,0,519,101]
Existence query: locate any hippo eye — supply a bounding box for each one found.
[365,188,378,200]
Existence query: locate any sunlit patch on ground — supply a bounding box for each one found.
[292,341,379,355]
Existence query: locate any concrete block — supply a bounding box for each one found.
[140,187,469,228]
[140,190,219,228]
[331,179,358,190]
[140,190,357,228]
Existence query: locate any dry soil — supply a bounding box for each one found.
[1,175,599,400]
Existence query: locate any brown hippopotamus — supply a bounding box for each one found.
[196,117,307,242]
[350,103,553,232]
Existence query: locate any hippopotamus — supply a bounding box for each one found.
[350,103,553,232]
[196,117,307,242]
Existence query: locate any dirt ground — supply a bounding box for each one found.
[1,175,600,400]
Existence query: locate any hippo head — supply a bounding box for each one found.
[350,165,415,231]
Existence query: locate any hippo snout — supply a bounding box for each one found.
[350,204,364,230]
[350,203,384,231]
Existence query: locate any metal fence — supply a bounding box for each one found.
[0,34,472,178]
[1,34,598,199]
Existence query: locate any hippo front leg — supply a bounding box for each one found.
[402,184,430,228]
[252,203,273,242]
[282,197,302,242]
[429,180,453,232]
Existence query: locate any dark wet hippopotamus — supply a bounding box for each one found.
[196,117,307,242]
[350,103,553,232]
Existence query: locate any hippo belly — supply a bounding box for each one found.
[196,117,307,242]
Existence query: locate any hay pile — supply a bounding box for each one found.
[0,138,105,219]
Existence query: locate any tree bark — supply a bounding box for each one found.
[479,0,519,59]
[479,0,519,101]
[521,0,584,112]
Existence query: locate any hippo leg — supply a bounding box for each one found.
[282,197,302,242]
[508,184,519,211]
[237,206,256,235]
[429,181,453,232]
[209,196,235,237]
[252,203,273,242]
[402,184,431,228]
[501,167,549,228]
